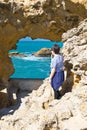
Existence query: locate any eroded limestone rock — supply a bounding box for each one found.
[0,0,87,82]
[62,18,87,89]
[0,78,87,130]
[0,1,87,125]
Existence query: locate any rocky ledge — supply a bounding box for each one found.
[0,78,87,130]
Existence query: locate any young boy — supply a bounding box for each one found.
[49,44,64,99]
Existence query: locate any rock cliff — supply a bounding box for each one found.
[0,0,87,82]
[0,0,87,129]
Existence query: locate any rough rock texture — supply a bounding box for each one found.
[0,1,87,129]
[0,0,87,82]
[62,19,87,89]
[71,0,87,9]
[0,78,87,130]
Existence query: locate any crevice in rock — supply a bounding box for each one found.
[60,61,74,96]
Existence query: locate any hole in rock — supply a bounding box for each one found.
[9,36,63,79]
[7,37,63,107]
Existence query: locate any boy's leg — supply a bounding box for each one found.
[57,90,61,99]
[54,89,61,99]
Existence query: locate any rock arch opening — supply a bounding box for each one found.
[9,36,63,79]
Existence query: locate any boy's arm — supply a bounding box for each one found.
[49,68,56,81]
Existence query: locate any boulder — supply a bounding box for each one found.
[33,48,51,57]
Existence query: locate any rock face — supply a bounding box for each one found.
[0,1,87,128]
[0,78,87,130]
[0,0,87,82]
[62,19,87,89]
[0,2,87,127]
[71,0,87,9]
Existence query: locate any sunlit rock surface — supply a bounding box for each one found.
[0,78,87,130]
[62,19,87,89]
[71,0,87,9]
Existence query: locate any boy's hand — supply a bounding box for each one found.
[49,78,51,83]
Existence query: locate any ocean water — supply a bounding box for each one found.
[9,38,63,79]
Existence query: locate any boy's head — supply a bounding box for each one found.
[51,44,60,54]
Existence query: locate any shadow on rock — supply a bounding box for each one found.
[60,61,74,96]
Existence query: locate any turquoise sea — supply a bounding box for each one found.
[9,37,63,79]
